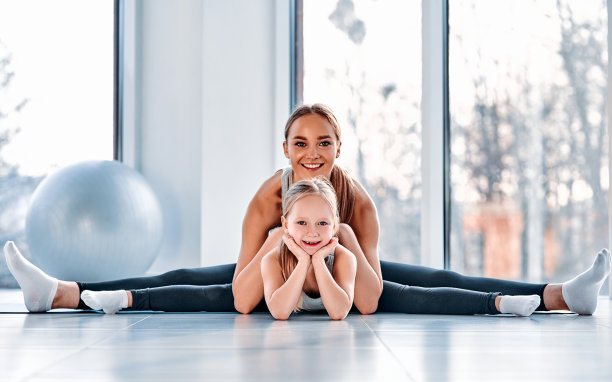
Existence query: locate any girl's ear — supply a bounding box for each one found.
[281,216,288,232]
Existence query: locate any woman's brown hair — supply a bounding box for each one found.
[279,177,339,282]
[284,103,356,223]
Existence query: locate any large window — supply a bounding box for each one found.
[299,0,423,264]
[449,0,609,291]
[0,0,115,287]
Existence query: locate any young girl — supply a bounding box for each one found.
[260,177,357,320]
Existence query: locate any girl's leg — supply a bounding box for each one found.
[377,280,539,316]
[81,283,239,313]
[75,265,236,309]
[380,260,548,310]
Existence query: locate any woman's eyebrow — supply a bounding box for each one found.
[292,135,332,140]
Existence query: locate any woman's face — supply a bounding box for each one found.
[283,195,336,255]
[283,114,341,181]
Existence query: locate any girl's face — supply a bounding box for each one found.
[283,114,341,182]
[282,195,336,255]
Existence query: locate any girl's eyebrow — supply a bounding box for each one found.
[292,135,333,141]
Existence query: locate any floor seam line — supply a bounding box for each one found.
[360,316,418,382]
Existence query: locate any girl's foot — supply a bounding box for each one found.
[498,295,540,316]
[562,249,611,315]
[81,290,128,314]
[3,241,58,312]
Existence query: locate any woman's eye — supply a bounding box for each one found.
[320,141,330,147]
[295,142,306,147]
[297,221,306,225]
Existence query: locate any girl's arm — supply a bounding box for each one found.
[261,248,310,321]
[342,182,384,314]
[312,241,357,320]
[233,173,283,314]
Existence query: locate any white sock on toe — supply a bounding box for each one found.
[562,248,611,315]
[81,290,128,314]
[499,295,541,316]
[3,241,58,312]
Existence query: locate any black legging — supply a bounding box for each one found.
[76,260,547,315]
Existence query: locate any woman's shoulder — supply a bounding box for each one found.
[350,176,376,211]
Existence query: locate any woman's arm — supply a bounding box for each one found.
[341,182,384,314]
[261,250,310,320]
[232,173,283,314]
[312,242,356,320]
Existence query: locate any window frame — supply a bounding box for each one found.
[290,0,448,268]
[291,0,612,291]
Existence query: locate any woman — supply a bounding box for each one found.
[4,104,610,315]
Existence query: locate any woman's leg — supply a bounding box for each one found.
[77,264,236,291]
[380,260,548,310]
[381,247,611,314]
[4,240,238,311]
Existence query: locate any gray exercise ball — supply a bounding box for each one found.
[26,160,163,281]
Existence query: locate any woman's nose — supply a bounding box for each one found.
[306,146,320,158]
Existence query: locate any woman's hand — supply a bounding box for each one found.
[312,237,339,263]
[282,234,311,263]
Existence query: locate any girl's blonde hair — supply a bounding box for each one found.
[280,177,339,281]
[284,103,356,223]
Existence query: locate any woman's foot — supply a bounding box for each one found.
[3,241,58,312]
[498,295,540,316]
[81,290,129,314]
[562,248,611,315]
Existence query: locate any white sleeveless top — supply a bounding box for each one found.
[281,168,335,312]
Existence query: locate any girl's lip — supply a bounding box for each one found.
[302,240,321,246]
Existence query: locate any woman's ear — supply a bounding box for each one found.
[336,141,342,158]
[283,141,290,159]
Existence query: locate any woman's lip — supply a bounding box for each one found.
[301,163,324,171]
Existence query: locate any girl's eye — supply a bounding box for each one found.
[297,221,306,225]
[318,221,328,226]
[320,141,330,147]
[295,142,306,147]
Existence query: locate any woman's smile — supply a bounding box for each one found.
[302,163,324,171]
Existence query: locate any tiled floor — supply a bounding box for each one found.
[1,289,611,382]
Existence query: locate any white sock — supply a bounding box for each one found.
[4,241,58,312]
[499,295,540,316]
[81,290,128,314]
[562,248,611,315]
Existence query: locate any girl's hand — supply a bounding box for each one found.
[282,234,311,263]
[312,237,339,262]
